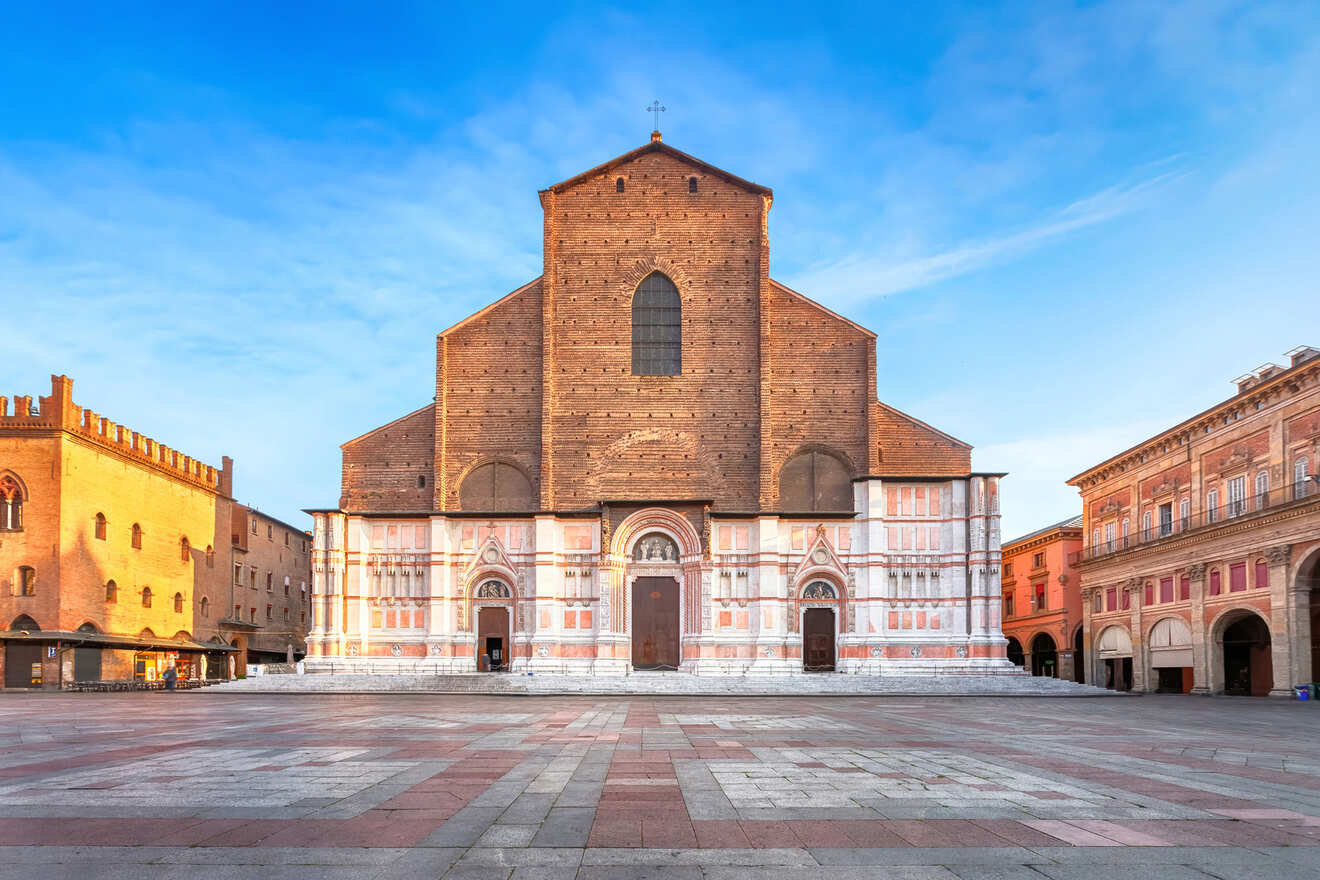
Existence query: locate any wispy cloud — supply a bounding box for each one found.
[786,165,1187,305]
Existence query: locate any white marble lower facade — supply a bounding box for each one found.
[305,476,1016,675]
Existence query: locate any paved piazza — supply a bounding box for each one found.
[1,694,1319,878]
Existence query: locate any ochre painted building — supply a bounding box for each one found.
[1070,347,1320,696]
[0,375,237,688]
[999,516,1084,681]
[308,135,1012,676]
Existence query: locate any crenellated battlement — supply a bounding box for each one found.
[1,375,233,497]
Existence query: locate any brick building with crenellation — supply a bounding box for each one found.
[0,375,239,687]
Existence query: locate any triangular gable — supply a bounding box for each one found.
[340,403,435,450]
[438,277,542,339]
[464,533,517,583]
[768,279,876,339]
[793,524,848,587]
[875,402,972,450]
[541,138,771,196]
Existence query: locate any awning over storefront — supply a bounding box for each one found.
[1096,625,1133,659]
[0,630,237,653]
[1148,618,1193,668]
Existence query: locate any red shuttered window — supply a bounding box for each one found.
[1230,562,1247,593]
[1160,577,1174,603]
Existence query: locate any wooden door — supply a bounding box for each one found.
[632,577,679,670]
[477,606,510,671]
[803,608,835,671]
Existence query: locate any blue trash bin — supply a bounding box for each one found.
[1294,684,1311,701]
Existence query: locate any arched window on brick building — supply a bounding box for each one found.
[205,545,214,568]
[173,592,184,613]
[105,580,117,603]
[141,586,152,608]
[200,597,209,618]
[180,536,190,563]
[95,512,107,540]
[777,448,852,512]
[0,474,24,532]
[131,523,143,549]
[631,272,681,375]
[17,566,36,596]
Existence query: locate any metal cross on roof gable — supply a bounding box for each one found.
[647,100,665,131]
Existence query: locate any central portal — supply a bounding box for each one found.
[632,577,680,670]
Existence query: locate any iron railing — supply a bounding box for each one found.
[1073,478,1319,564]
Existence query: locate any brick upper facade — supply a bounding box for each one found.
[342,136,971,517]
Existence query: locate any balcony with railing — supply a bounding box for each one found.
[1073,478,1319,564]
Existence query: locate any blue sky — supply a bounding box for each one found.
[3,1,1317,538]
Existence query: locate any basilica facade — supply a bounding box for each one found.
[306,134,1010,675]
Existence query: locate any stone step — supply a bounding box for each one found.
[203,672,1120,697]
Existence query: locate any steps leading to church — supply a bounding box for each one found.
[202,672,1121,697]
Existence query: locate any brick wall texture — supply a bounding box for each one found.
[340,139,972,515]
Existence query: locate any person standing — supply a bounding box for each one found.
[163,665,177,692]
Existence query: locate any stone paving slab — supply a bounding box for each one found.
[0,692,1317,879]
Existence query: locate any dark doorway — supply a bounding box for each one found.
[477,606,510,672]
[1155,667,1188,693]
[1103,657,1133,691]
[1073,627,1085,683]
[4,643,42,688]
[803,608,836,672]
[632,577,680,670]
[1030,633,1057,677]
[1312,588,1319,685]
[73,647,102,682]
[1223,614,1272,696]
[1006,637,1025,666]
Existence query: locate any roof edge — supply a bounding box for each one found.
[340,402,436,450]
[768,279,877,339]
[438,276,543,339]
[541,140,771,196]
[877,401,974,450]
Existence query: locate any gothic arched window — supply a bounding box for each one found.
[632,272,681,375]
[0,475,23,531]
[141,586,152,608]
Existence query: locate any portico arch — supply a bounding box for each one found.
[1147,616,1193,693]
[1029,632,1057,678]
[1095,625,1133,691]
[1210,606,1273,696]
[1294,545,1320,687]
